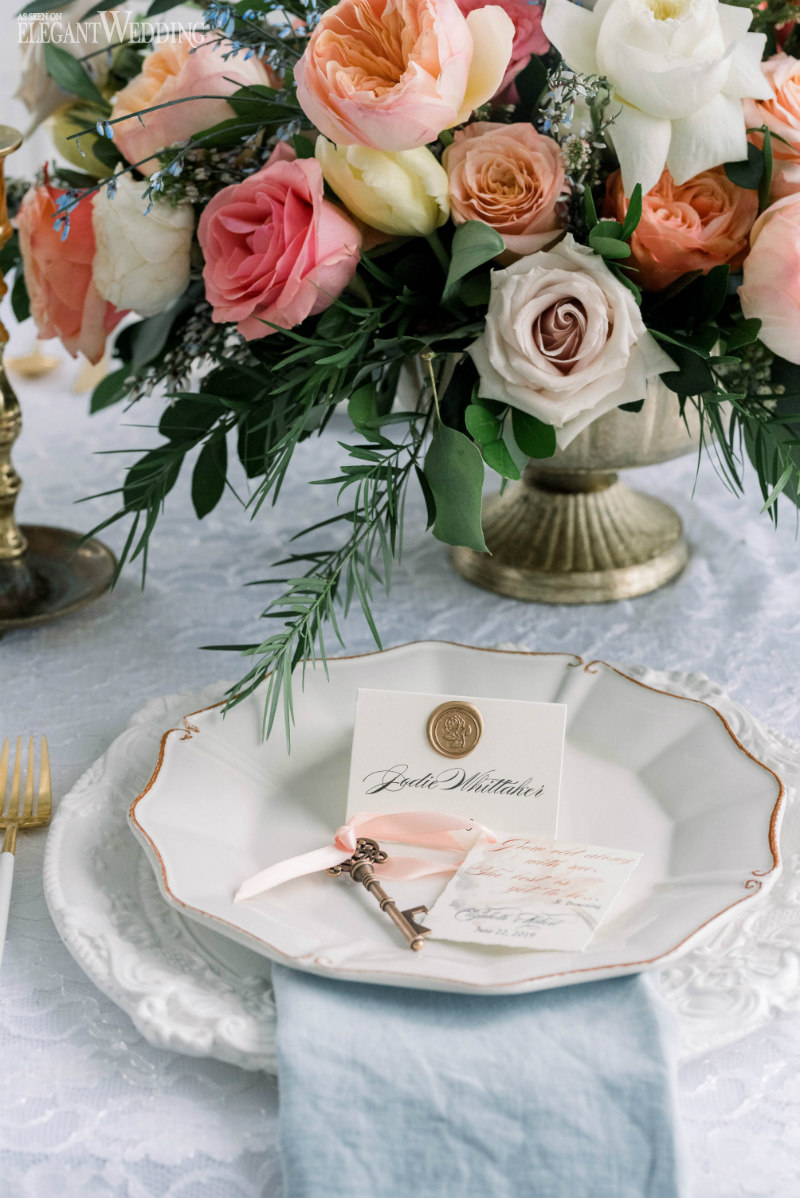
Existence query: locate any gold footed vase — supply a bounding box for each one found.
[0,125,115,631]
[451,382,699,604]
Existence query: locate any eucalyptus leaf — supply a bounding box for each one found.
[482,438,521,480]
[464,403,501,445]
[11,269,29,324]
[192,436,228,519]
[424,424,488,552]
[348,384,379,431]
[724,143,763,190]
[160,397,220,443]
[43,43,106,107]
[726,318,762,352]
[443,221,504,302]
[511,408,557,459]
[588,231,631,258]
[90,367,130,414]
[621,185,643,240]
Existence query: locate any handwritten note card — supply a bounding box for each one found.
[346,689,566,838]
[426,836,642,952]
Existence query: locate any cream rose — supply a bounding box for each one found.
[739,195,800,364]
[315,141,449,236]
[92,177,194,318]
[468,235,675,447]
[543,0,772,196]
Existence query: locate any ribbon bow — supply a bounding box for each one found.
[234,810,494,904]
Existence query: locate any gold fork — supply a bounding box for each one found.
[0,737,51,967]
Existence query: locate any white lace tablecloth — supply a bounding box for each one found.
[1,310,800,1198]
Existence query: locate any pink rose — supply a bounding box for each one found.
[16,183,125,364]
[198,143,362,340]
[740,194,800,364]
[110,34,276,168]
[455,0,548,102]
[294,0,514,151]
[745,53,800,200]
[604,167,757,292]
[444,122,564,258]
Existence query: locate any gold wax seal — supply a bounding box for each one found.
[426,701,483,759]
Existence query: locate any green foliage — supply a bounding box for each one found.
[443,221,505,302]
[43,43,108,108]
[424,423,488,551]
[511,408,557,459]
[0,229,29,322]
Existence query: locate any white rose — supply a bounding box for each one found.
[468,235,675,448]
[315,140,449,237]
[92,177,194,318]
[15,1,117,132]
[543,0,772,196]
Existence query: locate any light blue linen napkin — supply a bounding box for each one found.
[272,965,687,1198]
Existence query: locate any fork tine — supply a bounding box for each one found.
[21,737,35,820]
[9,738,21,818]
[38,736,51,820]
[0,740,7,816]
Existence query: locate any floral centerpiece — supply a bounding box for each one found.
[5,0,800,733]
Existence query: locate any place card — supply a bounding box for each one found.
[426,835,642,951]
[346,689,566,838]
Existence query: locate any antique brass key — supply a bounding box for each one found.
[327,837,431,952]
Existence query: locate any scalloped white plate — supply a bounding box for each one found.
[127,643,784,995]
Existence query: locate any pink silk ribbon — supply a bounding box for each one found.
[234,810,495,903]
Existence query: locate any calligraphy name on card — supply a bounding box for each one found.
[346,689,567,838]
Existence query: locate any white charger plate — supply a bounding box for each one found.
[127,643,784,996]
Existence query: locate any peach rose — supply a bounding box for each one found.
[745,53,800,200]
[294,0,515,152]
[444,122,564,257]
[110,34,275,168]
[16,184,125,364]
[604,167,758,292]
[740,194,800,364]
[198,143,362,340]
[455,0,548,102]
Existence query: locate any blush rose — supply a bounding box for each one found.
[110,34,276,168]
[198,143,362,340]
[444,121,564,259]
[294,0,514,152]
[468,235,675,447]
[745,53,800,200]
[16,184,125,364]
[604,166,758,291]
[740,195,800,364]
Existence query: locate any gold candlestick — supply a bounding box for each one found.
[0,126,116,630]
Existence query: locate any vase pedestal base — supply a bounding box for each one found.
[450,468,689,605]
[0,525,116,631]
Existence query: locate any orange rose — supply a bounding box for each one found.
[444,121,565,259]
[16,184,125,364]
[604,167,758,292]
[110,34,275,169]
[745,53,800,200]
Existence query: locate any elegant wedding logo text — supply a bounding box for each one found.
[17,12,207,44]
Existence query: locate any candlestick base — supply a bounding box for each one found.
[0,525,116,631]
